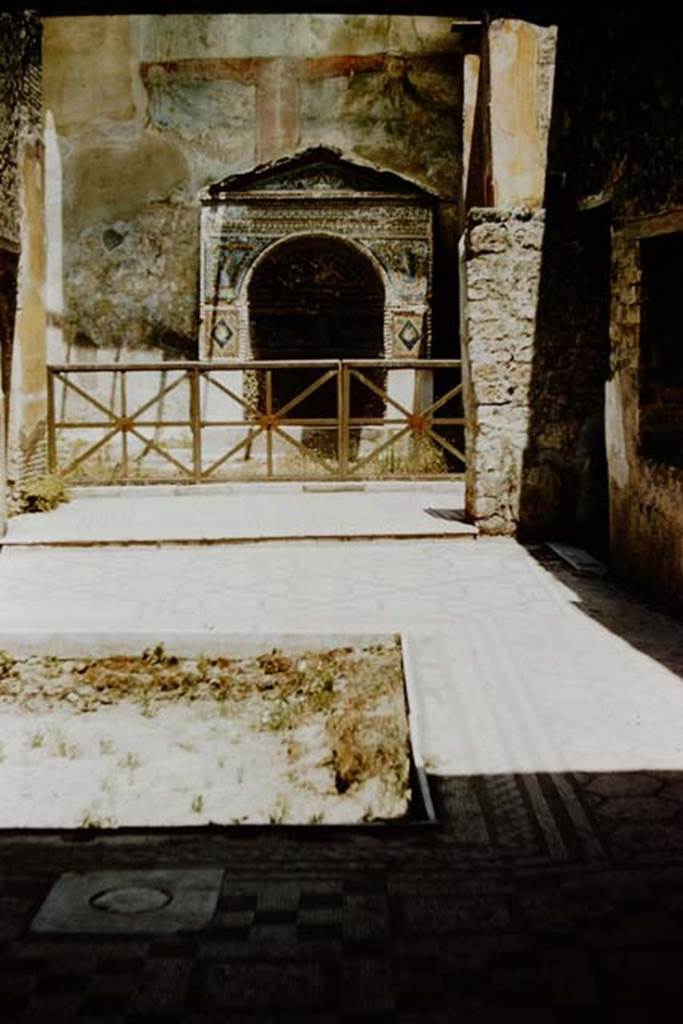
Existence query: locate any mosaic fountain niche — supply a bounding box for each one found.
[199,147,435,477]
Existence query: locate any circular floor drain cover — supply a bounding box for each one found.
[90,885,173,915]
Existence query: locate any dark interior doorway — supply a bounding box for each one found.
[0,248,18,443]
[248,235,385,440]
[573,204,612,559]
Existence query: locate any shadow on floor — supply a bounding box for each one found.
[3,769,683,1019]
[528,544,683,681]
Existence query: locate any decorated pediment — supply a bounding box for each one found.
[202,146,435,200]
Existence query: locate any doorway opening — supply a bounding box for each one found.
[0,248,18,445]
[248,235,385,454]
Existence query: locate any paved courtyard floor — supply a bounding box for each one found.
[0,498,682,1020]
[3,482,474,546]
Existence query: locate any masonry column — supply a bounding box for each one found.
[1,13,46,504]
[7,133,47,493]
[460,209,544,532]
[460,18,556,533]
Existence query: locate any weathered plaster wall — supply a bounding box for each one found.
[43,14,462,363]
[8,134,47,489]
[607,221,683,609]
[487,19,556,208]
[548,12,683,605]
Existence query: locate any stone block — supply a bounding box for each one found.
[508,218,545,249]
[32,869,223,935]
[465,319,507,345]
[465,254,512,287]
[467,299,508,324]
[468,222,509,254]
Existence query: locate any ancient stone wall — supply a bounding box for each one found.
[0,11,45,511]
[463,8,681,609]
[606,220,683,610]
[460,18,562,537]
[552,13,681,220]
[43,15,462,364]
[460,208,543,533]
[548,12,683,604]
[0,13,41,246]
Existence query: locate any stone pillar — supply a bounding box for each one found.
[1,13,46,496]
[460,208,544,533]
[6,134,47,490]
[459,17,557,534]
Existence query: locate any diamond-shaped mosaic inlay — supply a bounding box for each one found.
[398,320,420,351]
[212,318,234,348]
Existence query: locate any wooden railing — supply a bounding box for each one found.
[47,359,465,484]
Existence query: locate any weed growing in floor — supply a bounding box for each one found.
[268,795,289,824]
[99,738,115,755]
[54,734,80,759]
[191,794,204,814]
[216,692,230,717]
[0,650,15,679]
[141,643,178,668]
[118,752,141,771]
[17,474,70,514]
[42,655,62,678]
[196,655,213,680]
[138,693,157,718]
[78,808,117,829]
[28,730,45,749]
[260,699,295,731]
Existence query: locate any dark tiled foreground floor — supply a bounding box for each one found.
[3,772,683,1020]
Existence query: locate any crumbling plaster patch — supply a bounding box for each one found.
[65,133,189,232]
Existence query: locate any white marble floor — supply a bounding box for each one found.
[0,525,681,780]
[2,482,475,545]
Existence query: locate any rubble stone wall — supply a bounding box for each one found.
[0,13,41,246]
[0,12,46,505]
[460,208,543,534]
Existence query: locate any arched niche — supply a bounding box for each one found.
[248,233,384,361]
[199,146,435,364]
[247,233,386,427]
